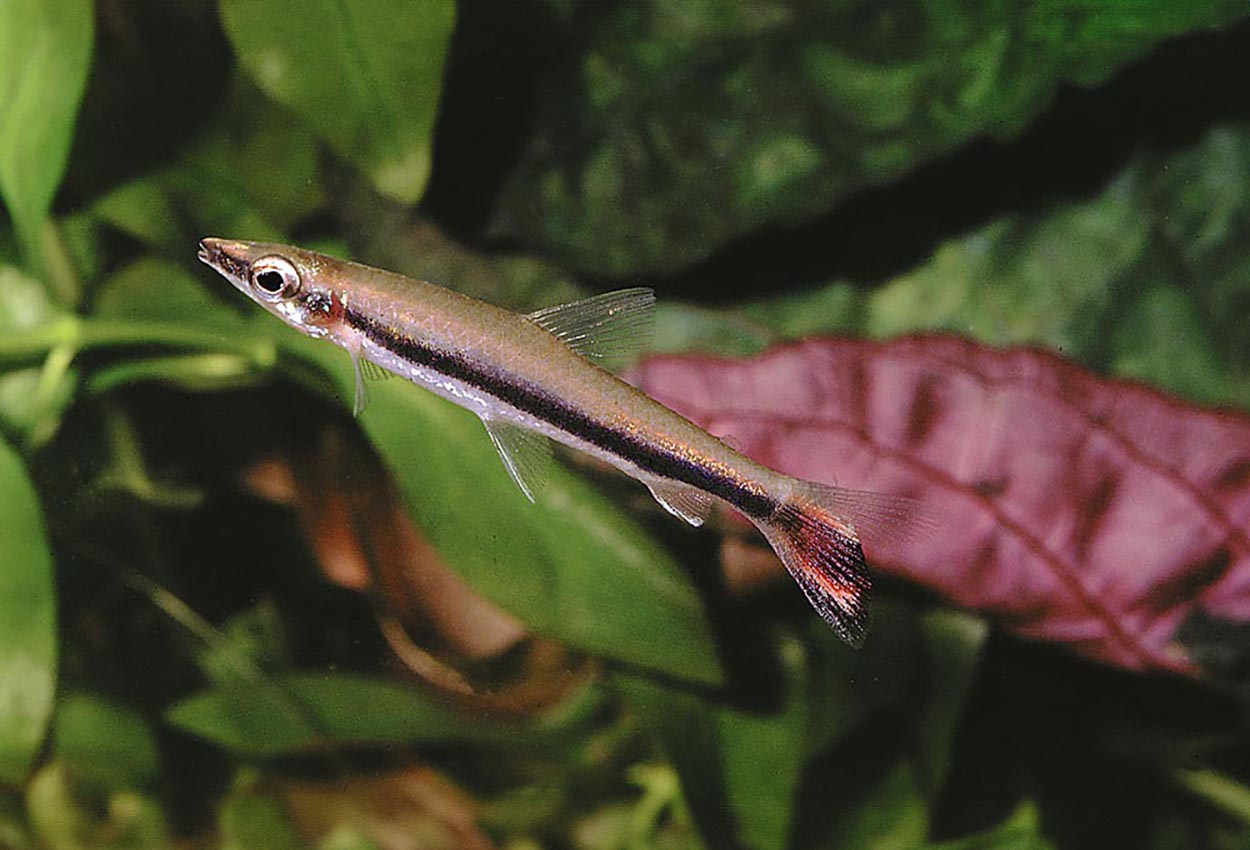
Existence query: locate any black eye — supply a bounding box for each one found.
[255,270,284,293]
[249,256,301,301]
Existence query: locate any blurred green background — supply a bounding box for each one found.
[2,1,1250,848]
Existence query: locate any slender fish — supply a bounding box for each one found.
[199,238,913,646]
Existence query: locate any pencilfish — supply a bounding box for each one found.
[199,238,914,646]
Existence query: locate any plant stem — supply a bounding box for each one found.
[0,316,277,368]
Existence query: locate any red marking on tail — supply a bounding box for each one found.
[757,493,871,647]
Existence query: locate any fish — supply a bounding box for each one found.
[198,237,919,647]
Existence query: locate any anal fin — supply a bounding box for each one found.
[646,480,714,527]
[481,417,553,503]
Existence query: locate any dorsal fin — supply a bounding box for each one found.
[526,288,656,371]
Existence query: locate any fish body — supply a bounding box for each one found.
[199,238,903,646]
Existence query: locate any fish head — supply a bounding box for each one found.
[198,238,346,339]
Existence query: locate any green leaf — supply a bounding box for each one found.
[618,615,922,850]
[360,378,722,684]
[0,264,75,440]
[1110,283,1229,405]
[93,258,246,330]
[220,0,456,204]
[492,0,1250,275]
[615,674,737,850]
[0,436,56,784]
[168,672,534,757]
[913,611,988,799]
[818,759,929,850]
[1172,768,1250,826]
[53,694,160,790]
[802,598,923,756]
[860,126,1250,407]
[276,327,722,685]
[219,792,304,850]
[716,640,809,850]
[0,0,93,268]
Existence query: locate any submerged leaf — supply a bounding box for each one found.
[53,693,160,790]
[492,0,1249,274]
[167,673,520,757]
[0,0,93,267]
[355,375,724,686]
[220,0,455,204]
[633,335,1250,676]
[276,330,724,686]
[0,436,56,783]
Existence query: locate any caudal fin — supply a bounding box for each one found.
[753,481,922,648]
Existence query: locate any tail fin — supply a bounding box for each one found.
[753,481,923,648]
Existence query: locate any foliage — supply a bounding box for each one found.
[0,1,1249,849]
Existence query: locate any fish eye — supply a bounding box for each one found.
[250,256,301,301]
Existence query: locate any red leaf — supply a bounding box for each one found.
[632,335,1250,676]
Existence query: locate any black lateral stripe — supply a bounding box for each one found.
[346,310,776,518]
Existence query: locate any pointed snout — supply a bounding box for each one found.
[197,237,250,266]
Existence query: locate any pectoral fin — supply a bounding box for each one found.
[481,417,553,502]
[349,352,394,417]
[359,358,394,382]
[350,350,369,417]
[646,480,714,527]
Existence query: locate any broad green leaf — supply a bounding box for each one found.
[615,674,737,850]
[169,672,536,757]
[493,0,1250,275]
[717,638,808,850]
[91,178,185,250]
[93,259,248,331]
[219,792,304,850]
[0,0,93,268]
[617,617,921,850]
[189,78,326,232]
[0,436,56,784]
[914,611,988,799]
[220,0,456,204]
[53,694,160,790]
[1111,283,1229,405]
[356,375,723,685]
[276,329,722,685]
[818,759,929,850]
[803,598,923,756]
[93,167,282,252]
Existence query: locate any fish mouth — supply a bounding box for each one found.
[197,237,249,284]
